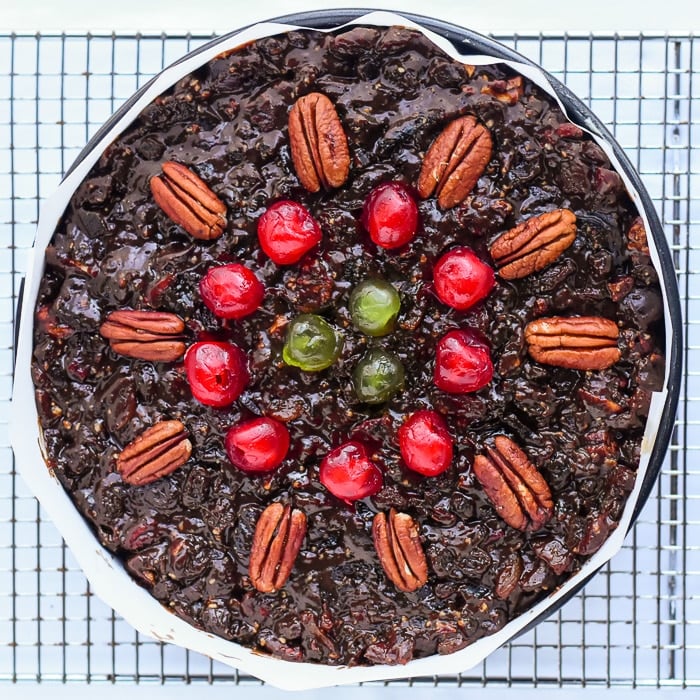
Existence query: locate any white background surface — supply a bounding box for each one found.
[1,0,699,34]
[2,1,699,698]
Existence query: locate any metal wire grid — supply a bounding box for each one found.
[0,30,697,688]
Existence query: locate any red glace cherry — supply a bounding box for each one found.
[433,247,495,311]
[319,441,383,503]
[199,263,264,320]
[361,182,419,249]
[398,410,454,477]
[184,341,249,407]
[257,200,322,265]
[225,417,290,473]
[434,328,493,394]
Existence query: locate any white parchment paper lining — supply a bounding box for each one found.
[11,10,672,690]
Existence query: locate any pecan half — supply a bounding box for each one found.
[473,435,553,532]
[249,503,307,593]
[489,209,577,279]
[150,161,226,240]
[525,316,621,370]
[417,115,492,209]
[116,420,192,486]
[100,309,186,361]
[372,509,428,593]
[288,92,350,192]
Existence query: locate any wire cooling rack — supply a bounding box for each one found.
[0,30,698,689]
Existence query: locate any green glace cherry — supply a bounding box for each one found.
[283,314,343,372]
[349,279,401,337]
[353,348,405,404]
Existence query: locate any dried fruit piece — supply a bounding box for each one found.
[574,512,612,555]
[525,316,621,370]
[372,509,429,592]
[36,305,74,339]
[481,76,524,105]
[99,309,186,362]
[531,535,574,575]
[288,92,350,192]
[607,275,634,302]
[150,161,227,240]
[417,115,492,209]
[473,435,553,532]
[556,123,584,139]
[627,216,649,255]
[249,503,307,593]
[489,209,577,280]
[116,420,192,486]
[494,552,524,600]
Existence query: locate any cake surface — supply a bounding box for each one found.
[32,26,665,666]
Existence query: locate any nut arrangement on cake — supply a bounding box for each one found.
[32,26,665,666]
